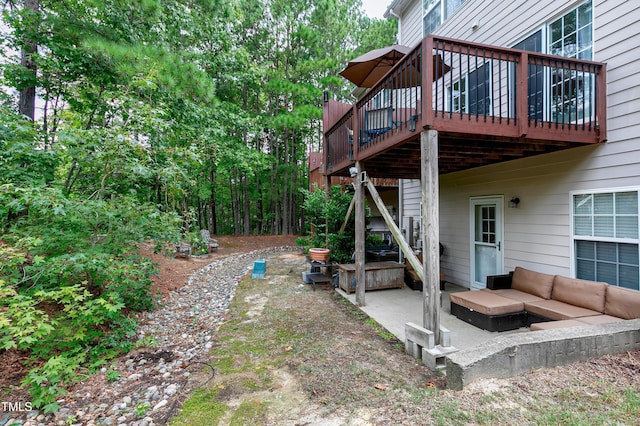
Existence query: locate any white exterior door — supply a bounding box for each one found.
[470,196,504,290]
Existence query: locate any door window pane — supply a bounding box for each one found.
[475,205,496,243]
[475,245,496,282]
[423,9,441,35]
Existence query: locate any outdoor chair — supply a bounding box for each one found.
[200,229,219,252]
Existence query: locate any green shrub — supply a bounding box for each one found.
[0,184,180,410]
[298,185,380,263]
[185,231,210,256]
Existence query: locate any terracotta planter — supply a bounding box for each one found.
[309,248,330,262]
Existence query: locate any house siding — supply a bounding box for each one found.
[397,0,423,46]
[400,179,422,248]
[395,0,640,288]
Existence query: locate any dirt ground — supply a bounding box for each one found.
[138,235,300,299]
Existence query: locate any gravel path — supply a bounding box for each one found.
[7,247,299,426]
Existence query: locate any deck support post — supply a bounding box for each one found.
[421,130,441,345]
[339,196,356,233]
[364,179,423,281]
[354,162,366,306]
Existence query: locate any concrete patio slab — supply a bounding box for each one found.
[336,282,528,351]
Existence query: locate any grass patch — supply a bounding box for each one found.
[432,401,471,425]
[365,317,404,348]
[169,388,228,426]
[229,400,269,425]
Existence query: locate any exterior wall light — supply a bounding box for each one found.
[509,197,520,208]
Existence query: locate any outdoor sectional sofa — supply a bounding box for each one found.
[449,267,640,332]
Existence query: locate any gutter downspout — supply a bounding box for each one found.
[398,179,404,263]
[387,8,401,45]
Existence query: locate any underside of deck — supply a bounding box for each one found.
[328,127,592,179]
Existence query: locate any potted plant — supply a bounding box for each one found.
[308,247,331,262]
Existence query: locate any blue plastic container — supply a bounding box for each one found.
[252,259,266,279]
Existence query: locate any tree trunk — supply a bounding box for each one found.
[282,130,290,235]
[289,137,298,234]
[210,168,217,234]
[197,196,204,230]
[255,175,263,234]
[231,169,239,235]
[243,173,250,235]
[18,0,39,120]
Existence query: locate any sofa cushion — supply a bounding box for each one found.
[530,319,585,331]
[551,275,607,313]
[604,285,640,319]
[577,314,624,325]
[511,267,554,299]
[524,299,602,320]
[450,291,524,316]
[489,288,545,303]
[531,314,623,331]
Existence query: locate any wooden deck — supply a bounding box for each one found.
[323,35,606,179]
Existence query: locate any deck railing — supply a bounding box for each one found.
[324,35,606,174]
[428,36,605,141]
[325,107,353,173]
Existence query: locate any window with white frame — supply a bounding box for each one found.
[445,0,466,18]
[446,77,467,113]
[573,190,640,290]
[446,62,491,115]
[549,1,594,123]
[423,0,467,36]
[549,1,593,59]
[423,0,441,35]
